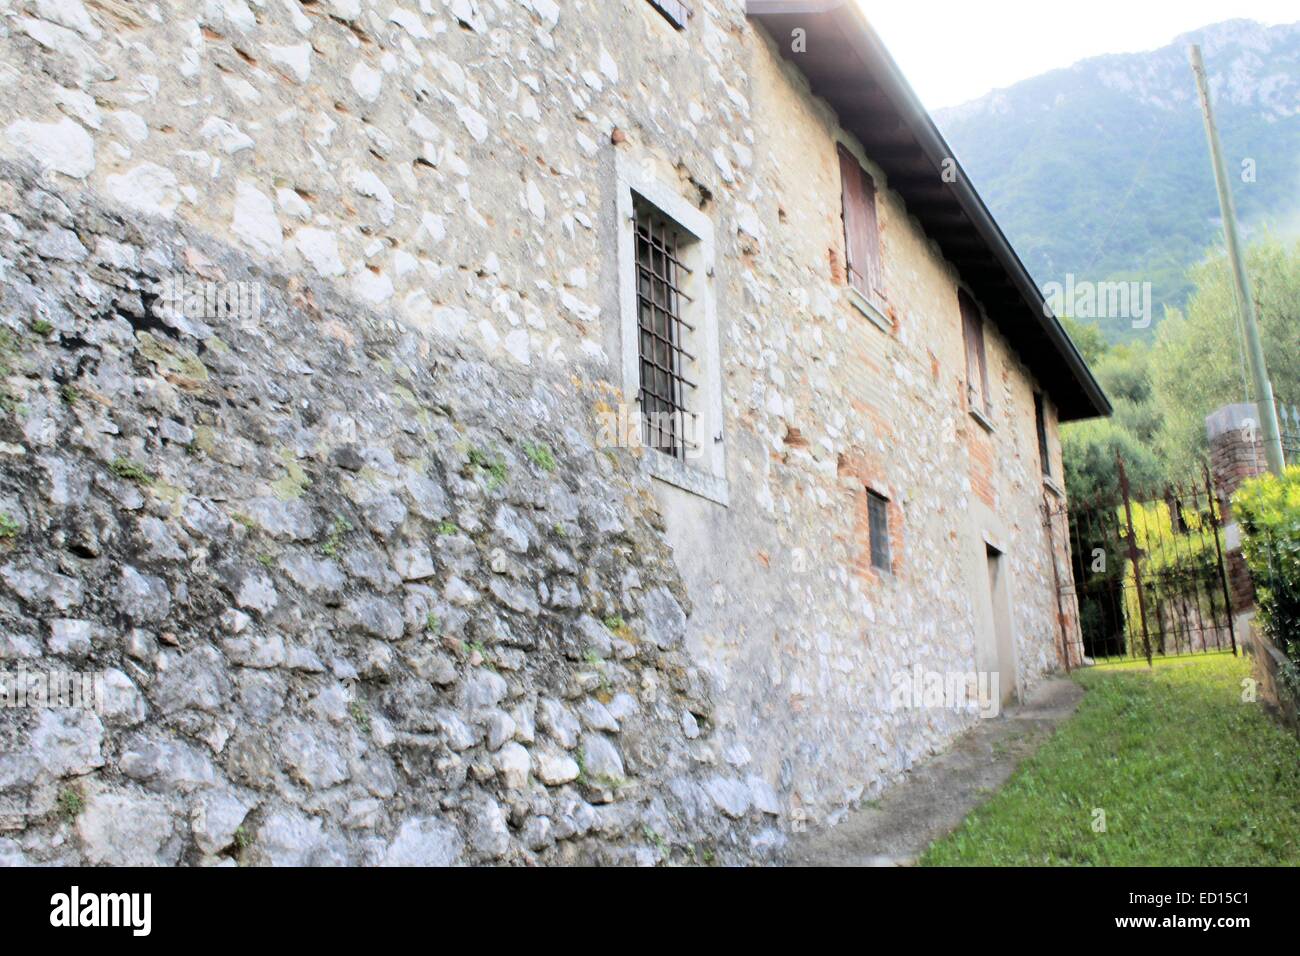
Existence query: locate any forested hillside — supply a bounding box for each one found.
[935,19,1300,344]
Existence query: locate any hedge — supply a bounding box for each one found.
[1234,466,1300,698]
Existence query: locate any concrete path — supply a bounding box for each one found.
[785,676,1084,866]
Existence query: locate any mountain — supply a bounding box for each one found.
[933,19,1300,343]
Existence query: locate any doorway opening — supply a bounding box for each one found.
[985,544,1017,706]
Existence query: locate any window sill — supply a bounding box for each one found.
[1043,474,1065,498]
[969,405,995,433]
[847,286,892,333]
[643,447,729,506]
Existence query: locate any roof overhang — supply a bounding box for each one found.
[747,1,1111,421]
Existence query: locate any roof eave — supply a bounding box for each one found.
[746,0,1112,421]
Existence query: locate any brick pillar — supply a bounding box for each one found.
[1206,403,1269,613]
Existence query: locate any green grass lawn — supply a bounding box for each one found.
[921,653,1300,865]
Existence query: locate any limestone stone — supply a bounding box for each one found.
[78,791,179,866]
[254,809,343,867]
[190,789,255,854]
[534,750,580,786]
[117,566,170,623]
[467,797,510,859]
[538,697,580,749]
[383,816,463,866]
[99,668,147,726]
[495,742,530,789]
[705,777,752,820]
[106,163,179,218]
[27,709,104,777]
[642,587,686,649]
[47,618,93,655]
[581,733,624,783]
[280,722,350,790]
[578,698,619,732]
[231,180,283,258]
[4,117,95,178]
[153,646,233,715]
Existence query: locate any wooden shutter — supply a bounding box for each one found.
[959,289,990,414]
[1034,393,1051,476]
[859,166,884,300]
[837,144,883,301]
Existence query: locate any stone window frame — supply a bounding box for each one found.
[615,151,728,506]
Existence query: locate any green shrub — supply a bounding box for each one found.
[522,441,557,472]
[1235,466,1300,691]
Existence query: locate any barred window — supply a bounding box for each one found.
[635,200,697,461]
[867,490,891,572]
[615,151,727,505]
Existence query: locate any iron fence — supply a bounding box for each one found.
[1046,457,1236,665]
[1277,400,1300,465]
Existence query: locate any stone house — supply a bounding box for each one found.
[0,0,1107,864]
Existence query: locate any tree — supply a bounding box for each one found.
[1062,418,1165,504]
[1060,335,1166,501]
[1061,315,1108,366]
[1151,238,1300,478]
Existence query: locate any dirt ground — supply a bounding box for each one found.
[785,676,1084,866]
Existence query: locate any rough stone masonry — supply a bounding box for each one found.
[0,0,1079,864]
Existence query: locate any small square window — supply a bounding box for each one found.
[645,0,690,30]
[867,490,890,572]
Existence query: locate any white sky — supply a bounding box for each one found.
[858,0,1300,109]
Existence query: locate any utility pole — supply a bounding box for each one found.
[1189,44,1285,476]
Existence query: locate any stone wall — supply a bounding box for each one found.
[0,158,787,864]
[0,0,1080,862]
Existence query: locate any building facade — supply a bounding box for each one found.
[0,0,1105,864]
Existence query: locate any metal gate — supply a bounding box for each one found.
[1279,399,1300,464]
[1045,457,1236,665]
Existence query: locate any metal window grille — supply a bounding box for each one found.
[635,201,697,460]
[646,0,691,30]
[867,491,890,572]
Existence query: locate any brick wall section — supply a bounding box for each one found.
[966,425,996,510]
[838,451,906,587]
[1206,403,1269,612]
